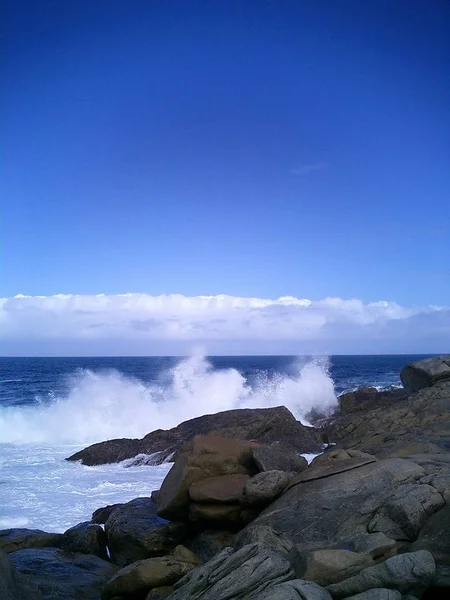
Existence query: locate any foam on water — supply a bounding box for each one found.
[0,354,336,444]
[0,355,334,531]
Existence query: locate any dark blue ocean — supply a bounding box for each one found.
[0,354,432,532]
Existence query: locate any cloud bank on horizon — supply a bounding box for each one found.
[0,293,448,356]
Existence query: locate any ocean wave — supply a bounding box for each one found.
[0,354,337,445]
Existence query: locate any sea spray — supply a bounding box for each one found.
[0,354,336,444]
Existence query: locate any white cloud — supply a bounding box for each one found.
[0,293,448,355]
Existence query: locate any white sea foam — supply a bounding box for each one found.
[0,354,337,445]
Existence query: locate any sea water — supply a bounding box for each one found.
[0,354,423,532]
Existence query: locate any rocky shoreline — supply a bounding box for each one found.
[1,355,450,600]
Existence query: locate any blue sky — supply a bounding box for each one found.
[1,0,449,354]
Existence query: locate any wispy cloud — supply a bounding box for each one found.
[0,293,448,355]
[290,162,329,176]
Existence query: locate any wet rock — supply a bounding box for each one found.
[0,528,62,553]
[61,521,108,560]
[401,355,450,394]
[252,446,308,473]
[9,547,118,600]
[0,550,40,600]
[326,550,435,599]
[104,498,186,567]
[67,406,320,466]
[168,542,294,600]
[92,504,124,525]
[188,474,249,503]
[102,556,194,600]
[242,470,291,505]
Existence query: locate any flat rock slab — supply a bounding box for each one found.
[0,529,62,553]
[287,457,377,487]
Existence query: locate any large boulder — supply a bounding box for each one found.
[188,474,249,503]
[167,542,294,600]
[67,406,320,466]
[338,387,406,415]
[326,550,435,598]
[60,522,108,560]
[239,458,426,553]
[0,550,40,600]
[251,446,308,473]
[0,528,62,553]
[401,355,450,394]
[156,436,257,520]
[104,498,186,567]
[102,556,195,600]
[9,547,118,600]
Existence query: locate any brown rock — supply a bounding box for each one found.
[145,586,173,599]
[156,435,256,520]
[189,474,249,503]
[0,529,62,554]
[172,545,202,565]
[252,446,308,474]
[188,503,242,523]
[242,470,291,506]
[102,557,194,600]
[297,549,372,586]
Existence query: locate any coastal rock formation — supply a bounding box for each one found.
[400,355,450,394]
[104,498,186,567]
[67,405,321,466]
[60,521,108,560]
[0,528,62,553]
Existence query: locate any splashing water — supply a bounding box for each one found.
[0,354,336,445]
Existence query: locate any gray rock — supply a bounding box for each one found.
[242,470,291,506]
[9,547,117,600]
[401,355,450,394]
[104,497,186,566]
[188,529,234,563]
[326,550,435,599]
[340,532,397,561]
[91,503,124,524]
[234,524,297,561]
[0,550,40,600]
[368,483,445,540]
[240,459,424,553]
[296,549,372,586]
[61,522,107,560]
[0,528,62,553]
[344,590,401,600]
[258,579,333,600]
[411,503,450,565]
[252,446,308,474]
[168,542,294,599]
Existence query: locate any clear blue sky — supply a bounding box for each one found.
[2,0,449,305]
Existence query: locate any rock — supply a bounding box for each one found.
[188,502,242,523]
[252,446,308,473]
[0,550,40,600]
[401,355,450,394]
[258,579,333,600]
[234,524,297,562]
[9,547,118,600]
[368,483,445,541]
[340,532,397,562]
[240,458,425,553]
[297,549,372,586]
[104,498,186,567]
[67,406,320,466]
[61,521,108,560]
[338,387,407,415]
[0,528,62,553]
[102,556,194,600]
[146,586,173,599]
[172,545,201,565]
[92,503,125,524]
[326,550,435,599]
[411,504,450,564]
[187,529,235,562]
[168,543,294,600]
[287,451,377,487]
[189,474,249,503]
[156,435,256,520]
[242,470,291,505]
[344,591,401,600]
